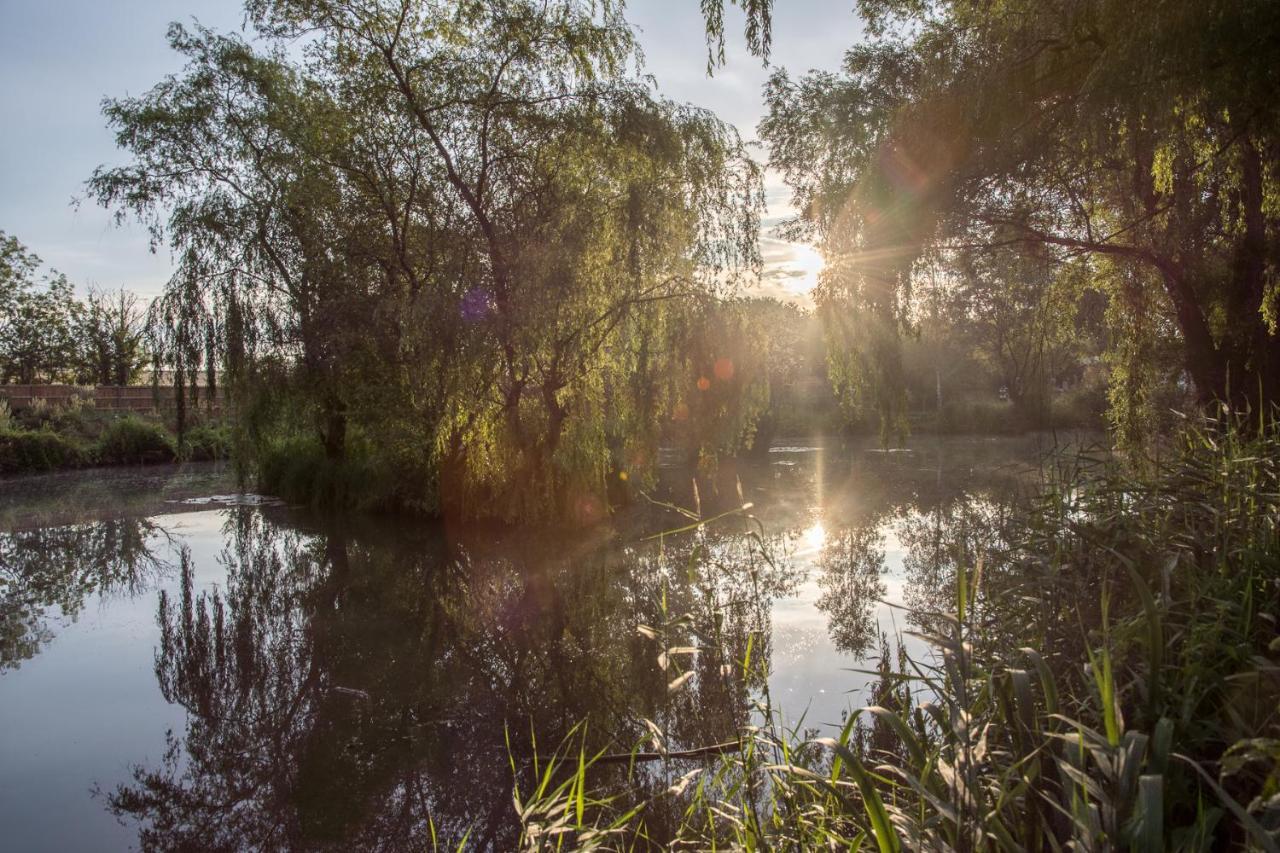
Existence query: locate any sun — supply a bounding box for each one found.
[785,242,826,296]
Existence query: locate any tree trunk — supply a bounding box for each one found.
[1232,134,1276,414]
[321,398,347,462]
[1156,265,1228,408]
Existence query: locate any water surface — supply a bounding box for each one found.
[0,436,1088,850]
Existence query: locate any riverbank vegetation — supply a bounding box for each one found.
[517,412,1280,850]
[0,399,228,474]
[75,0,1135,520]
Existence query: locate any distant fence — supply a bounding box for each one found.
[0,384,223,415]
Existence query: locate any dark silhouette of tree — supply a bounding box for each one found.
[0,518,166,670]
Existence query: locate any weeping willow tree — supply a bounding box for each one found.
[92,0,762,520]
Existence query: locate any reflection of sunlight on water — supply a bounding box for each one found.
[798,519,826,557]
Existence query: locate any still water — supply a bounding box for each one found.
[0,435,1086,850]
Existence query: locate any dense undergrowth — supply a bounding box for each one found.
[0,400,229,474]
[516,412,1280,850]
[255,430,402,512]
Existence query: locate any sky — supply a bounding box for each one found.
[0,0,860,304]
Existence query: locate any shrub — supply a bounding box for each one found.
[95,416,176,465]
[181,423,231,462]
[1050,381,1109,430]
[256,432,394,510]
[0,428,87,474]
[933,398,1025,433]
[46,396,114,444]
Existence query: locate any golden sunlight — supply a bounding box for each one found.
[784,243,826,297]
[798,519,827,556]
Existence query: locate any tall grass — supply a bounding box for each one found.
[256,432,401,511]
[515,411,1280,850]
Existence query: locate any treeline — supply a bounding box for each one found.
[80,0,1120,521]
[0,232,148,387]
[78,0,1275,514]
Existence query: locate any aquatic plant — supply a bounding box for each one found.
[516,412,1280,850]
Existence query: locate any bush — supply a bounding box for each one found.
[46,397,114,444]
[932,398,1025,433]
[95,416,176,465]
[257,432,393,510]
[1050,381,1109,430]
[0,428,87,474]
[181,423,231,461]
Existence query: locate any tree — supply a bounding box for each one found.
[759,0,1280,428]
[0,232,81,385]
[92,24,384,460]
[94,1,763,519]
[949,246,1090,422]
[77,287,148,386]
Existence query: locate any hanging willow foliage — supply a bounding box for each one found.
[92,0,765,520]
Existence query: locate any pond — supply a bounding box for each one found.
[0,435,1094,851]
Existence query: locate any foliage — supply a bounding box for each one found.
[179,422,231,462]
[94,416,176,465]
[519,413,1280,849]
[0,427,87,474]
[1,231,152,386]
[0,398,224,472]
[699,0,772,71]
[665,298,785,468]
[77,287,148,386]
[758,0,1280,436]
[255,431,395,510]
[0,231,82,385]
[92,0,764,520]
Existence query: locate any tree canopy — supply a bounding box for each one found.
[0,231,147,387]
[758,0,1280,436]
[92,0,765,519]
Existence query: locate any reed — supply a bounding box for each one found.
[516,410,1280,850]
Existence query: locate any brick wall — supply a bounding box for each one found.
[0,384,223,415]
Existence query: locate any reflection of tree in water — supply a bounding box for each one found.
[632,527,799,735]
[809,443,1033,656]
[107,508,799,850]
[0,518,165,670]
[897,497,1014,636]
[815,526,887,657]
